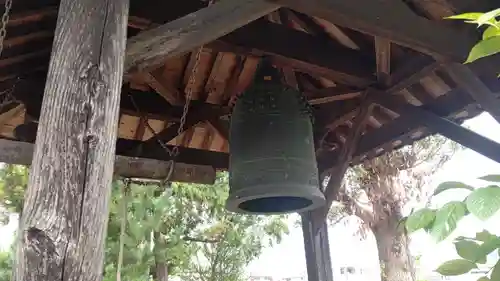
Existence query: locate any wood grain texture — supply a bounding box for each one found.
[0,139,215,184]
[13,0,129,280]
[268,0,499,74]
[374,91,500,164]
[319,96,373,214]
[124,0,280,75]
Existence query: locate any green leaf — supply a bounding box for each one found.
[465,36,500,64]
[435,259,477,276]
[491,260,500,281]
[431,201,467,242]
[479,175,500,183]
[445,13,483,21]
[455,240,482,262]
[478,277,490,281]
[128,219,145,240]
[477,9,500,27]
[483,26,500,40]
[406,208,436,233]
[434,181,474,196]
[476,230,497,242]
[466,186,500,220]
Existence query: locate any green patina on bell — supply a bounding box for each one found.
[226,57,326,215]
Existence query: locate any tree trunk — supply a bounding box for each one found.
[372,212,415,281]
[13,0,129,279]
[155,263,168,281]
[153,231,169,281]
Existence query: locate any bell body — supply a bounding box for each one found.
[227,83,325,215]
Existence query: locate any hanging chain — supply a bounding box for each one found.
[169,0,214,158]
[169,44,203,158]
[0,0,12,57]
[0,0,18,113]
[127,0,214,183]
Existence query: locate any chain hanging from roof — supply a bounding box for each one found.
[0,0,18,112]
[128,0,214,185]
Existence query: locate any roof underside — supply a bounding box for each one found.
[0,0,499,173]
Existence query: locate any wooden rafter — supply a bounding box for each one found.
[374,91,500,164]
[317,83,492,173]
[315,55,440,139]
[268,0,498,74]
[139,71,183,105]
[207,117,229,141]
[127,14,375,87]
[375,37,391,86]
[211,20,376,86]
[444,63,500,124]
[125,0,280,75]
[307,86,362,105]
[315,86,479,173]
[402,0,500,126]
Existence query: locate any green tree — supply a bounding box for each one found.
[0,164,28,223]
[406,175,500,280]
[0,165,288,281]
[328,135,460,281]
[0,249,13,281]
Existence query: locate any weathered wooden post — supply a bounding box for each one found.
[13,0,129,280]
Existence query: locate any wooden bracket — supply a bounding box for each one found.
[312,90,374,232]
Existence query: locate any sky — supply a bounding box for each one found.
[1,112,500,279]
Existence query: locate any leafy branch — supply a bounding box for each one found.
[446,9,500,75]
[404,174,500,279]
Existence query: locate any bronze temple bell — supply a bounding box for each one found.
[226,58,326,215]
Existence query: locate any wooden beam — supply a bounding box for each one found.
[313,94,373,226]
[211,20,376,86]
[139,72,183,105]
[268,0,498,74]
[16,85,230,125]
[444,63,500,124]
[375,37,391,86]
[0,104,24,130]
[143,102,227,144]
[307,86,362,105]
[374,92,500,164]
[314,55,440,141]
[117,139,229,169]
[14,0,129,280]
[207,117,229,141]
[124,0,280,75]
[315,87,477,173]
[402,0,500,125]
[301,213,334,281]
[7,121,230,169]
[0,139,215,184]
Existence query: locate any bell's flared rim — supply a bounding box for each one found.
[225,183,326,215]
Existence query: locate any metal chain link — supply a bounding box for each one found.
[0,0,12,56]
[161,0,214,159]
[170,45,203,158]
[127,0,215,183]
[0,2,19,114]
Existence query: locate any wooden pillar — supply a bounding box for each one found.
[302,212,334,281]
[13,0,129,280]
